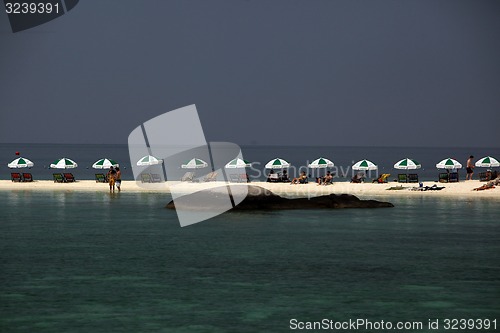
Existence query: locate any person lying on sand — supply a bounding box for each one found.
[488,176,500,186]
[476,175,500,190]
[412,184,445,191]
[386,185,406,190]
[473,183,496,191]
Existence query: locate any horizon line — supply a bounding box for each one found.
[0,142,499,149]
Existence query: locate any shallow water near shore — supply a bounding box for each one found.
[1,191,499,332]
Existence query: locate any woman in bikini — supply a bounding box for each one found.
[107,166,116,192]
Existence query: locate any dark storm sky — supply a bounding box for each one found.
[1,0,499,146]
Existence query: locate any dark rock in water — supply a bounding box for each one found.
[166,185,393,210]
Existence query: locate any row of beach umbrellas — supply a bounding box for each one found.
[393,157,499,170]
[6,156,220,170]
[7,157,116,169]
[7,155,500,171]
[266,156,500,171]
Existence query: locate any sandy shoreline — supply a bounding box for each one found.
[0,180,499,199]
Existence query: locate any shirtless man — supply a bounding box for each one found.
[466,155,474,180]
[115,167,121,192]
[322,171,333,185]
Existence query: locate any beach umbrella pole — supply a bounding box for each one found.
[161,162,168,181]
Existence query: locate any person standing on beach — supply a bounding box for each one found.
[466,155,474,180]
[115,167,121,192]
[107,166,116,192]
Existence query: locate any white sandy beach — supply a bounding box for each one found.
[0,180,499,199]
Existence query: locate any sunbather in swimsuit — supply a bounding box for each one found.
[291,171,307,184]
[474,184,495,191]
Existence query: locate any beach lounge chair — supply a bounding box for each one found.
[95,173,107,183]
[351,172,364,183]
[448,172,459,183]
[63,173,75,182]
[53,173,64,183]
[203,171,218,182]
[351,176,361,183]
[22,173,33,182]
[478,172,486,181]
[373,173,390,183]
[11,172,22,182]
[479,171,496,182]
[438,173,448,183]
[397,174,408,183]
[151,173,163,183]
[180,172,195,182]
[231,174,250,183]
[229,174,241,182]
[408,174,419,183]
[141,173,153,183]
[267,173,279,182]
[239,173,250,183]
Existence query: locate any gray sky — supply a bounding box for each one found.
[1,0,499,147]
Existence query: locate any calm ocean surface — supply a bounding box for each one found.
[1,144,499,332]
[1,192,499,332]
[1,143,500,182]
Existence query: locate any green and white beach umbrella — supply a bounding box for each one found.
[352,159,377,171]
[436,158,462,169]
[181,158,208,169]
[308,157,334,168]
[225,158,251,169]
[394,158,421,170]
[265,158,290,169]
[50,157,78,169]
[475,156,500,168]
[7,157,34,169]
[136,155,163,166]
[92,158,119,169]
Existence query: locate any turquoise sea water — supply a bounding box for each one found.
[1,190,499,332]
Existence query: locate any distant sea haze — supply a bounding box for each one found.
[1,144,498,182]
